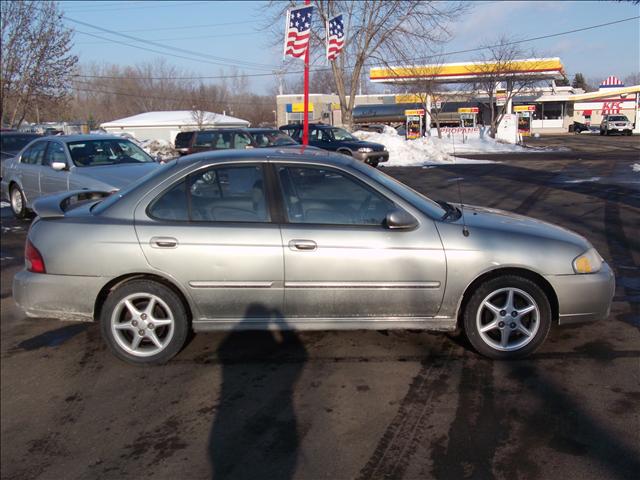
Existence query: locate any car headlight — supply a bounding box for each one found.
[357,147,373,153]
[383,147,388,151]
[573,248,603,274]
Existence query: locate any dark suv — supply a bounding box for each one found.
[174,129,255,156]
[279,123,388,167]
[174,128,298,155]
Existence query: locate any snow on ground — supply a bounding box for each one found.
[139,139,179,161]
[353,126,524,166]
[633,163,640,173]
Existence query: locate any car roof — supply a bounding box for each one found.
[1,131,41,136]
[176,145,353,168]
[56,134,133,142]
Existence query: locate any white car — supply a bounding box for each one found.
[600,115,634,136]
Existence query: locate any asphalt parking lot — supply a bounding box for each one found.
[1,134,638,480]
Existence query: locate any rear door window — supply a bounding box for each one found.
[233,132,252,149]
[149,165,269,223]
[21,141,47,165]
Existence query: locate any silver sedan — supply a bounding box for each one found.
[0,134,160,218]
[13,148,615,364]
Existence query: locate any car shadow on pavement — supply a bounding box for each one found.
[208,304,307,480]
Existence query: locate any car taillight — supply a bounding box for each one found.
[25,239,46,273]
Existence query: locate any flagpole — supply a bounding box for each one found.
[302,0,311,146]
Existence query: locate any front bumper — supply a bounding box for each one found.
[352,151,389,164]
[545,262,615,325]
[13,270,107,321]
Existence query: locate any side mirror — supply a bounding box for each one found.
[51,161,66,171]
[385,209,418,230]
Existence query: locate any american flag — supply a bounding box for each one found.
[284,5,313,59]
[326,14,345,61]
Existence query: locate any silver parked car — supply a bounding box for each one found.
[0,134,160,218]
[13,148,614,364]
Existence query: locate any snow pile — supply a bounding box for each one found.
[633,163,640,173]
[352,126,523,166]
[140,139,179,161]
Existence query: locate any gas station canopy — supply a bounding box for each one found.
[370,58,565,84]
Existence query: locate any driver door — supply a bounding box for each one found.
[40,141,70,195]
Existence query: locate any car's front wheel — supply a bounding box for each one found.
[100,280,189,365]
[463,275,551,359]
[10,185,27,219]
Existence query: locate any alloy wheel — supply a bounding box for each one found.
[111,293,175,357]
[476,287,540,352]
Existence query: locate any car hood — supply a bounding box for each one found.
[339,140,386,151]
[74,163,160,190]
[460,204,590,250]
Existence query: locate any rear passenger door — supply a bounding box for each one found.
[134,163,284,323]
[18,140,47,202]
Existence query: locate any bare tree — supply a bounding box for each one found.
[1,0,78,127]
[468,36,543,138]
[624,72,640,86]
[266,1,466,130]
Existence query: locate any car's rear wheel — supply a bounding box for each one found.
[100,280,189,365]
[463,275,551,359]
[367,159,380,168]
[10,185,27,219]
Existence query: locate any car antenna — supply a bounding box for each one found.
[450,133,469,237]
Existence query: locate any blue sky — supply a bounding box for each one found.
[61,0,640,92]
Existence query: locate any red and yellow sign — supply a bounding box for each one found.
[513,105,536,112]
[371,58,565,83]
[404,109,425,116]
[458,107,479,113]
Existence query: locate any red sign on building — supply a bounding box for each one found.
[602,101,622,114]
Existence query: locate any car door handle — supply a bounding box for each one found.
[150,237,178,248]
[288,239,317,251]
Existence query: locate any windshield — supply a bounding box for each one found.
[327,127,356,141]
[251,131,297,147]
[1,134,40,154]
[352,162,446,219]
[67,139,155,167]
[608,116,629,122]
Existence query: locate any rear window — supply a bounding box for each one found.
[1,134,40,154]
[174,132,194,148]
[92,160,179,214]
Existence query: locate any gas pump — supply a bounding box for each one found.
[404,109,424,140]
[514,105,535,136]
[458,107,478,127]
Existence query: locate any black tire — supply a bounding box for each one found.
[337,149,352,157]
[599,130,604,136]
[463,275,552,360]
[606,130,611,136]
[100,279,189,365]
[9,184,27,219]
[367,159,380,168]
